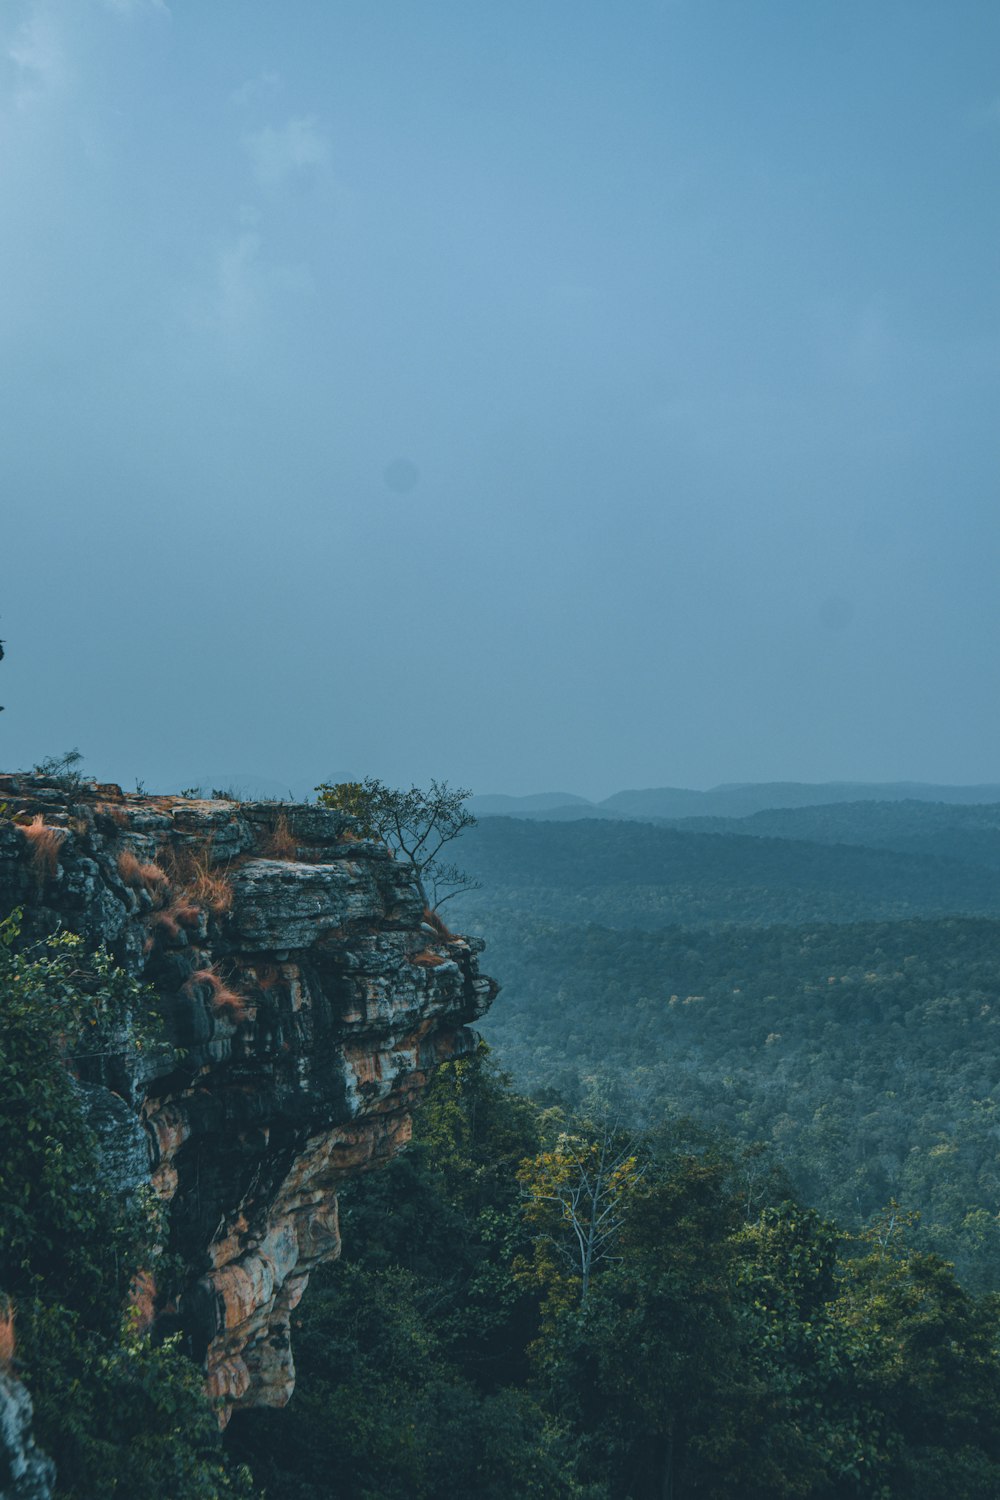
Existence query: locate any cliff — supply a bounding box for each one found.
[0,773,496,1423]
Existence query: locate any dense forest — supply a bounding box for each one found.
[227,1050,1000,1498]
[454,813,1000,929]
[473,915,1000,1287]
[450,803,1000,1295]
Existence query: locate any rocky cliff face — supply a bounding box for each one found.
[0,1370,55,1500]
[0,774,496,1421]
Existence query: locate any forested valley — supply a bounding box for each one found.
[8,791,1000,1497]
[452,802,1000,1291]
[234,795,1000,1496]
[227,1048,1000,1498]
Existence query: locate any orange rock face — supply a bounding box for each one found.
[0,775,496,1422]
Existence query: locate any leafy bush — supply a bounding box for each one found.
[0,909,254,1499]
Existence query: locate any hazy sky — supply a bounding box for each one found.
[1,1,998,799]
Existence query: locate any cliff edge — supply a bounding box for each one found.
[0,773,496,1422]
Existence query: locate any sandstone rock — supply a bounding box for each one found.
[0,775,497,1422]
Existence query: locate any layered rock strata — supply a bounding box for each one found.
[0,774,496,1419]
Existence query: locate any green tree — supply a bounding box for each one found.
[527,1137,746,1499]
[227,1261,573,1500]
[833,1208,1000,1497]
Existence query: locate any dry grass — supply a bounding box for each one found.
[163,843,234,916]
[409,948,447,967]
[21,815,66,878]
[183,967,248,1021]
[118,851,171,906]
[0,1302,15,1367]
[141,862,171,898]
[422,907,457,942]
[262,813,297,860]
[188,862,233,915]
[147,908,181,944]
[117,850,145,887]
[145,899,206,949]
[213,983,249,1019]
[172,902,203,930]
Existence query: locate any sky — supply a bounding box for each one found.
[1,0,998,800]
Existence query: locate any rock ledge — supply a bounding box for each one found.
[0,775,496,1419]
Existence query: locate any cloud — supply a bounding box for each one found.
[243,115,330,188]
[5,10,67,108]
[231,71,283,109]
[179,228,315,355]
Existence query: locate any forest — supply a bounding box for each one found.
[225,1049,1000,1499]
[8,925,1000,1499]
[7,793,1000,1497]
[453,811,1000,929]
[454,804,1000,1291]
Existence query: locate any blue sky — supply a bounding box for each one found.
[1,1,998,798]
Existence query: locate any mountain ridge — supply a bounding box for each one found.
[469,780,1000,823]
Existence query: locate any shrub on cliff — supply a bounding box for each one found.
[315,777,479,908]
[0,912,149,1323]
[0,910,256,1499]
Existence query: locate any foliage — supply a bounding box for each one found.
[29,748,89,790]
[227,1263,573,1500]
[518,1117,644,1305]
[0,910,253,1498]
[225,1042,1000,1498]
[315,776,478,908]
[474,912,1000,1287]
[0,912,162,1320]
[17,1301,255,1500]
[336,1047,544,1379]
[831,1212,1000,1497]
[227,1051,574,1497]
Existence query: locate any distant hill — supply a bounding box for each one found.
[665,799,1000,872]
[470,781,1000,823]
[603,781,1000,820]
[453,815,1000,931]
[467,791,593,816]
